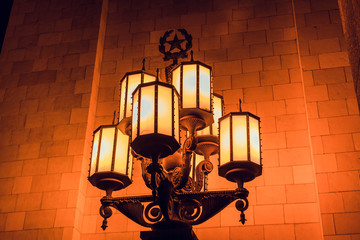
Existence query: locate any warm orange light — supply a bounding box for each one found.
[198,93,223,136]
[171,61,212,113]
[89,125,132,178]
[119,71,156,122]
[219,112,261,166]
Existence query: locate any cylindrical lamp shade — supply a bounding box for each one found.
[119,71,156,134]
[198,93,224,136]
[218,112,262,184]
[172,61,213,127]
[88,124,133,195]
[131,81,180,159]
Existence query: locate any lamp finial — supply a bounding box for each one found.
[239,99,242,112]
[142,58,145,71]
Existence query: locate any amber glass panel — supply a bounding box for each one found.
[140,86,155,135]
[158,86,172,136]
[219,116,230,165]
[249,117,261,164]
[90,131,100,175]
[98,128,115,172]
[119,79,127,121]
[143,74,156,83]
[132,91,139,141]
[232,115,248,161]
[199,65,211,111]
[183,64,197,108]
[114,128,129,175]
[127,155,133,179]
[172,67,181,96]
[174,91,179,141]
[127,74,141,117]
[212,95,223,135]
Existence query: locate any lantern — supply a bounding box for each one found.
[218,112,262,188]
[88,124,133,196]
[131,80,180,160]
[198,93,224,136]
[119,71,156,134]
[171,61,213,133]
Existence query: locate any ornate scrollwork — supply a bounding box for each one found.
[144,202,163,222]
[194,160,214,192]
[178,199,202,222]
[235,198,249,224]
[99,205,113,230]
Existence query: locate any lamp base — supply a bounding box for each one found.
[218,161,262,183]
[140,221,198,240]
[88,172,132,196]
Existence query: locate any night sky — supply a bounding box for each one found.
[0,0,14,53]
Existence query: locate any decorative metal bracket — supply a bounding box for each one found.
[99,188,249,230]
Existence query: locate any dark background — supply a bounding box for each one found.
[0,0,14,53]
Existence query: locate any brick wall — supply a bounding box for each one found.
[1,0,359,240]
[0,0,104,239]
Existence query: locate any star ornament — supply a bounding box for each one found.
[166,34,185,52]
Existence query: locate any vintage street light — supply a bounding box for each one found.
[88,29,262,239]
[88,124,133,197]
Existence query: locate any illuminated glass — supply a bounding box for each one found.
[127,155,133,179]
[114,129,129,175]
[232,115,247,161]
[127,74,141,117]
[140,86,155,135]
[158,86,172,136]
[249,117,260,164]
[173,67,181,95]
[132,91,139,141]
[199,66,211,111]
[174,91,179,141]
[144,74,156,83]
[220,116,230,165]
[119,80,126,121]
[98,128,115,172]
[90,131,100,175]
[183,64,197,108]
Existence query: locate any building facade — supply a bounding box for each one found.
[0,0,359,239]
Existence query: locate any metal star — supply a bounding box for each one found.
[166,34,184,52]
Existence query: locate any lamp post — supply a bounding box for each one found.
[88,29,262,240]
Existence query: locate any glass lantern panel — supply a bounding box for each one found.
[183,64,197,108]
[174,91,179,142]
[199,65,211,111]
[219,116,230,165]
[158,86,172,136]
[212,95,223,136]
[232,115,248,161]
[127,155,133,179]
[98,127,115,172]
[90,131,100,175]
[249,117,261,164]
[144,74,156,83]
[172,67,181,96]
[140,85,155,135]
[132,91,139,141]
[127,74,142,117]
[119,79,127,121]
[114,128,130,175]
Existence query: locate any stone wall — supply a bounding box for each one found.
[0,0,359,239]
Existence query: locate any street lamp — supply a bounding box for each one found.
[88,29,262,239]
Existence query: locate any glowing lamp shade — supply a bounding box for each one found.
[131,81,180,159]
[218,112,262,185]
[198,93,223,136]
[88,124,133,196]
[172,61,213,127]
[119,71,156,134]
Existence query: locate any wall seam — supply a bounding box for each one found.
[290,0,325,239]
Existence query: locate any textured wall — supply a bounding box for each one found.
[0,0,104,239]
[0,0,359,240]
